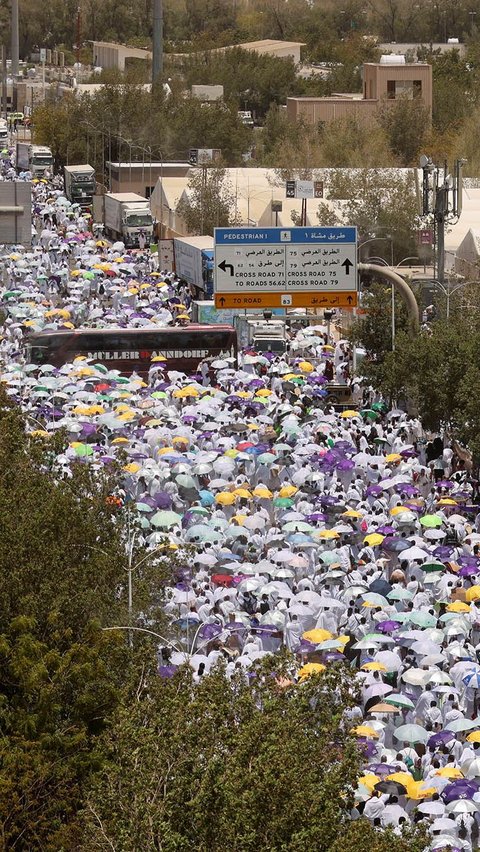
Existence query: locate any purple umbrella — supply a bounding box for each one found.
[367,485,383,496]
[198,623,223,640]
[377,620,401,634]
[367,763,397,775]
[80,422,97,436]
[306,512,328,524]
[437,480,454,489]
[433,545,457,559]
[460,566,480,578]
[154,492,173,509]
[158,665,178,678]
[382,537,411,552]
[442,779,480,803]
[357,739,378,758]
[377,525,396,536]
[337,459,355,471]
[428,731,455,748]
[395,483,419,496]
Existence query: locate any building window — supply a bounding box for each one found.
[145,186,155,198]
[387,79,423,100]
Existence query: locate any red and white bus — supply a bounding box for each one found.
[24,325,238,375]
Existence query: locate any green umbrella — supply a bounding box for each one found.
[151,391,167,399]
[419,515,443,528]
[283,521,314,532]
[176,474,197,490]
[2,290,22,299]
[319,551,342,565]
[136,502,153,512]
[151,510,182,528]
[258,452,277,464]
[387,588,413,601]
[82,270,95,279]
[188,506,210,516]
[394,724,429,743]
[372,401,388,413]
[92,363,109,374]
[406,611,437,628]
[422,561,445,573]
[273,497,294,508]
[361,409,379,421]
[385,694,415,710]
[73,443,94,457]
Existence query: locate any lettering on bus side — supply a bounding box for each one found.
[86,349,230,360]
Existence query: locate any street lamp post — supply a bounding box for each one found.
[358,235,394,266]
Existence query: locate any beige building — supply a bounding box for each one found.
[92,41,152,71]
[106,162,190,198]
[287,58,432,127]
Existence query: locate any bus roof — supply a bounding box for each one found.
[27,324,236,338]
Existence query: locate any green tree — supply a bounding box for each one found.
[0,393,171,848]
[177,165,239,234]
[377,95,431,165]
[81,656,427,851]
[316,169,420,263]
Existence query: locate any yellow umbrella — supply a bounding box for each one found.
[233,514,247,525]
[236,391,252,399]
[343,509,363,518]
[112,437,129,444]
[255,388,273,397]
[369,703,400,714]
[29,429,50,438]
[323,344,335,351]
[315,529,340,539]
[298,663,325,679]
[224,449,239,458]
[364,533,384,546]
[386,771,414,786]
[407,781,437,800]
[124,462,141,474]
[386,453,402,463]
[279,484,298,497]
[215,492,236,506]
[298,360,314,373]
[172,436,189,446]
[436,766,463,778]
[466,586,480,602]
[466,731,480,743]
[151,355,167,362]
[340,410,360,418]
[437,497,457,506]
[176,313,190,320]
[358,773,380,793]
[351,725,379,738]
[253,486,273,498]
[302,628,333,643]
[172,386,199,398]
[361,662,387,672]
[390,505,410,516]
[157,446,175,455]
[447,600,470,613]
[233,488,252,499]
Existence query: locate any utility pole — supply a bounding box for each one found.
[152,0,163,84]
[11,0,19,110]
[419,154,465,288]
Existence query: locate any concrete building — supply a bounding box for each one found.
[171,39,306,65]
[92,41,152,72]
[378,42,466,59]
[287,57,432,127]
[106,161,190,198]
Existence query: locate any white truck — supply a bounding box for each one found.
[235,316,288,353]
[64,164,96,209]
[173,236,214,299]
[16,142,53,176]
[103,192,154,248]
[0,120,8,147]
